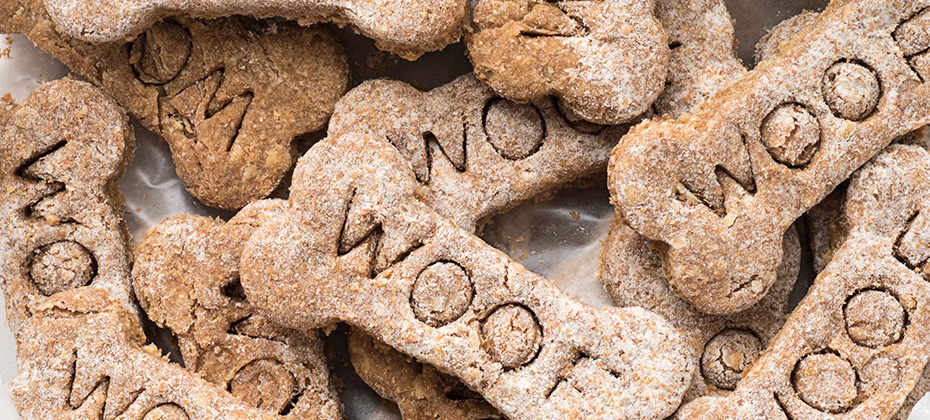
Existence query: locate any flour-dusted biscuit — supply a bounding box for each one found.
[40,0,467,59]
[609,0,930,315]
[133,200,343,419]
[0,79,135,336]
[10,288,331,420]
[328,74,624,233]
[349,330,502,420]
[754,10,819,66]
[0,80,336,420]
[466,0,669,124]
[675,144,930,419]
[1,1,349,209]
[241,133,693,420]
[654,0,746,117]
[600,222,800,402]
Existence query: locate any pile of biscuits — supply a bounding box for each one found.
[2,0,930,419]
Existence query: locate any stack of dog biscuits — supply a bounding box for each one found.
[2,0,930,419]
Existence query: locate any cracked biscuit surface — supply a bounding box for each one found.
[1,0,350,209]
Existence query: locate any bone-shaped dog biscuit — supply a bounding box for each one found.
[348,329,502,420]
[241,133,693,420]
[133,200,342,419]
[0,79,135,336]
[673,144,930,420]
[40,0,468,59]
[609,0,930,315]
[0,80,340,420]
[10,288,332,420]
[1,2,350,209]
[654,0,746,117]
[601,222,800,402]
[328,74,624,233]
[467,0,669,124]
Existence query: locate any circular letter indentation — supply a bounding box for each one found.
[484,99,545,160]
[29,241,95,296]
[760,103,820,167]
[481,304,542,369]
[411,262,474,327]
[229,359,297,413]
[700,329,763,390]
[822,61,880,121]
[844,289,905,348]
[143,404,190,420]
[792,353,859,413]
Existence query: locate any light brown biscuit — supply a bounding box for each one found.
[328,74,625,233]
[754,10,820,66]
[674,144,930,420]
[609,0,930,315]
[348,329,503,420]
[241,133,694,420]
[0,80,331,420]
[600,221,800,402]
[133,200,343,419]
[1,1,349,209]
[10,288,329,420]
[466,0,669,124]
[0,79,135,336]
[654,0,746,117]
[40,0,468,60]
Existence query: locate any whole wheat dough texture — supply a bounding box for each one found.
[348,329,502,420]
[654,0,746,117]
[601,222,800,402]
[328,74,625,233]
[0,80,336,420]
[676,144,930,420]
[41,0,468,59]
[1,0,350,209]
[609,0,930,315]
[0,79,135,336]
[241,133,693,420]
[133,200,343,419]
[467,0,669,124]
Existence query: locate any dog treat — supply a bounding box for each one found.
[0,79,135,336]
[348,329,502,420]
[40,0,468,60]
[0,80,337,420]
[674,144,930,419]
[133,199,343,419]
[466,0,669,124]
[10,288,330,420]
[609,0,930,315]
[755,10,820,66]
[1,1,349,209]
[328,74,625,233]
[241,133,693,420]
[805,132,930,420]
[653,0,746,117]
[600,221,800,402]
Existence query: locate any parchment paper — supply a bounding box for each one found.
[1,0,928,418]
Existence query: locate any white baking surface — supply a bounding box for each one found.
[1,0,930,418]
